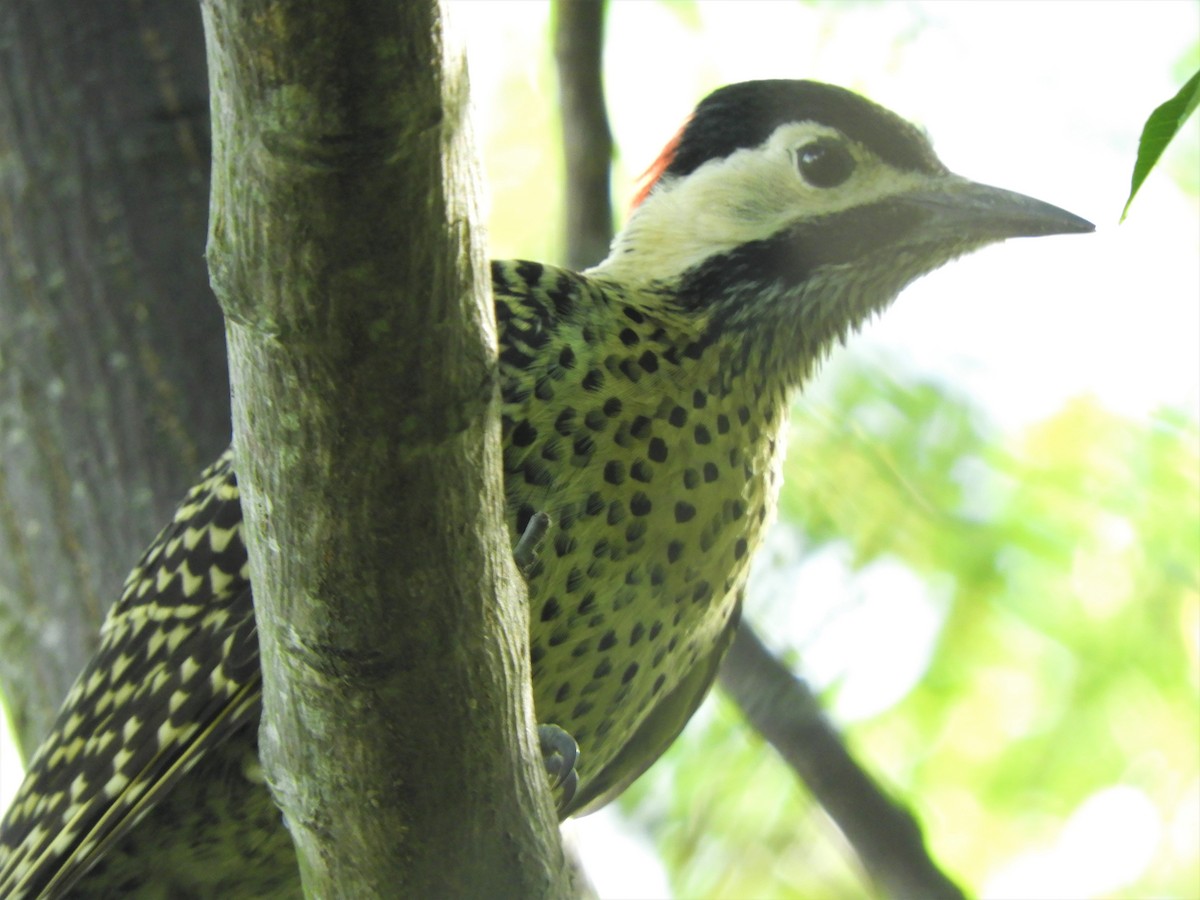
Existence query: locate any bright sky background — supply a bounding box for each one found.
[2,2,1196,898]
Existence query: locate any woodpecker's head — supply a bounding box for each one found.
[591,80,1093,386]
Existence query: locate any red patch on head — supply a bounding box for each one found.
[628,117,691,214]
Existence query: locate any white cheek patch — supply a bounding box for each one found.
[595,122,933,283]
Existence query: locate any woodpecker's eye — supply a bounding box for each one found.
[795,139,855,188]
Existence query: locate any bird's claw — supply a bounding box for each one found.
[513,511,551,574]
[537,723,579,813]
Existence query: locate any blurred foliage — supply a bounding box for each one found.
[616,366,1200,898]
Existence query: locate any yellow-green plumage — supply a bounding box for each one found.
[495,262,785,813]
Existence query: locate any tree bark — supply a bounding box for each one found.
[202,1,574,895]
[0,1,227,756]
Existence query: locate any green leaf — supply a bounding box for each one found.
[1121,67,1200,221]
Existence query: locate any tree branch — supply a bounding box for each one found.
[201,0,573,894]
[553,0,613,271]
[718,625,967,900]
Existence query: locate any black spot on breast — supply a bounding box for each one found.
[555,409,576,436]
[630,492,652,516]
[565,567,584,593]
[512,419,538,447]
[523,460,552,487]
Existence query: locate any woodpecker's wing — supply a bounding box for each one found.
[0,450,262,899]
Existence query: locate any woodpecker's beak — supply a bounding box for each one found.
[908,177,1095,242]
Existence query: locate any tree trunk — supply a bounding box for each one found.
[202,0,575,895]
[0,1,227,756]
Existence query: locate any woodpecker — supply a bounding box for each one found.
[0,79,1092,897]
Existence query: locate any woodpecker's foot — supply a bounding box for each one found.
[537,723,579,812]
[514,511,551,574]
